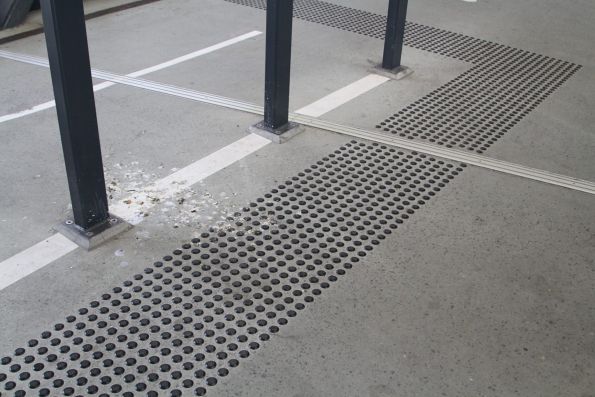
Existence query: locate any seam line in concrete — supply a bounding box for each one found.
[2,49,593,195]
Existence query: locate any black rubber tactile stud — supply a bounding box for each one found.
[224,0,581,154]
[0,142,464,395]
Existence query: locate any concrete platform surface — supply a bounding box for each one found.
[0,1,594,396]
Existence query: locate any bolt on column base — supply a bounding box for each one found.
[54,214,131,250]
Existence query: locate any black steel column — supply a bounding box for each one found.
[41,0,109,230]
[263,0,294,131]
[382,0,408,70]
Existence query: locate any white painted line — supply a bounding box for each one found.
[127,31,262,77]
[0,81,115,123]
[154,134,269,191]
[0,31,261,124]
[295,74,390,117]
[0,101,57,123]
[0,234,78,291]
[110,133,271,224]
[0,68,379,291]
[0,133,270,291]
[0,134,271,290]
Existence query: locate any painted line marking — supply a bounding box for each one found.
[295,74,390,117]
[0,134,270,291]
[0,30,261,124]
[0,71,383,291]
[0,234,78,291]
[109,134,271,225]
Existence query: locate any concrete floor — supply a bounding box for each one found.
[0,0,594,396]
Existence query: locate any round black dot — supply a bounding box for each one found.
[160,381,171,389]
[206,377,218,386]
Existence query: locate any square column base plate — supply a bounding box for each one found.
[248,121,304,144]
[54,214,132,250]
[369,62,414,80]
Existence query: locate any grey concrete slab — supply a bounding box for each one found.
[486,64,595,181]
[0,0,594,396]
[0,108,63,259]
[214,163,595,397]
[0,125,350,354]
[4,0,591,184]
[0,83,263,260]
[286,0,594,183]
[332,0,595,65]
[0,59,53,115]
[0,0,268,75]
[155,0,594,184]
[311,49,470,129]
[144,16,383,112]
[147,23,469,121]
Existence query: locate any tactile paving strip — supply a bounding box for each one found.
[377,53,580,153]
[0,142,465,396]
[224,0,582,153]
